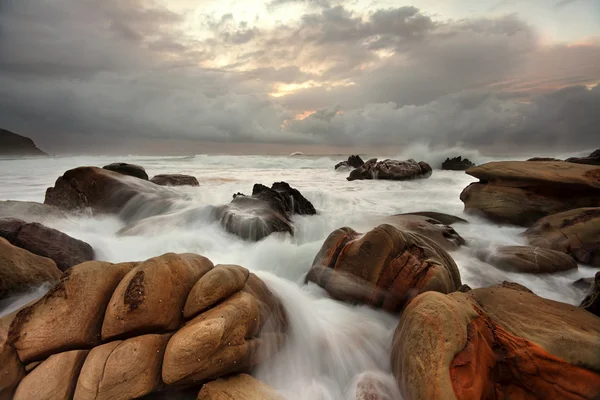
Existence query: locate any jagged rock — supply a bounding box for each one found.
[0,128,47,156]
[151,174,200,186]
[0,237,61,301]
[197,374,283,400]
[347,158,432,181]
[524,207,600,266]
[580,272,599,317]
[0,218,94,271]
[441,156,475,171]
[477,245,578,273]
[334,155,365,170]
[566,149,600,166]
[103,162,149,180]
[460,161,600,226]
[305,224,461,312]
[391,283,600,400]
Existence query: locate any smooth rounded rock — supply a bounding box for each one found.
[197,374,283,400]
[478,245,578,273]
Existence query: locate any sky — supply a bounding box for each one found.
[0,0,599,154]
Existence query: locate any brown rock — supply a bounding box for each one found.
[74,334,170,400]
[0,200,66,223]
[565,149,600,166]
[102,162,149,180]
[580,272,599,317]
[460,161,600,226]
[477,245,578,273]
[101,253,213,340]
[383,214,466,250]
[184,264,249,319]
[13,349,88,400]
[306,224,461,312]
[151,174,200,186]
[524,207,600,266]
[0,218,94,271]
[0,329,24,400]
[197,374,283,400]
[0,237,61,300]
[391,285,600,400]
[8,261,134,363]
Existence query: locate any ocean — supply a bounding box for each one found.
[0,147,595,399]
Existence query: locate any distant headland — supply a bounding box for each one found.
[0,128,47,156]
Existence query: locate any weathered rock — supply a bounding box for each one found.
[0,218,94,271]
[8,261,134,363]
[184,264,249,319]
[0,237,61,301]
[573,277,595,290]
[383,214,466,250]
[13,349,88,400]
[151,174,200,186]
[0,200,66,223]
[391,283,600,400]
[396,211,467,225]
[305,224,461,312]
[215,182,316,241]
[0,325,24,400]
[460,161,600,226]
[477,245,578,273]
[566,149,600,166]
[0,128,47,156]
[527,157,562,161]
[580,271,599,317]
[74,334,170,400]
[162,273,287,385]
[524,207,600,266]
[103,162,149,180]
[349,372,401,400]
[197,374,283,400]
[441,156,475,171]
[102,253,213,340]
[347,158,432,181]
[335,155,365,170]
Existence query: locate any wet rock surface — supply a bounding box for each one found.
[335,155,365,170]
[347,158,432,181]
[441,156,475,171]
[103,162,149,180]
[150,174,199,186]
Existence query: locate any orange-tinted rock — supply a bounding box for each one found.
[9,261,134,363]
[0,328,24,400]
[102,253,213,340]
[383,214,465,250]
[197,374,283,400]
[306,224,461,312]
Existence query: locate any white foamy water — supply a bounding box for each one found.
[0,150,595,399]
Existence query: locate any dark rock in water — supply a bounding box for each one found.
[477,245,578,274]
[566,149,600,166]
[527,157,562,161]
[216,182,316,241]
[0,218,94,271]
[347,159,432,181]
[334,155,365,170]
[396,211,467,225]
[457,284,472,293]
[103,163,148,180]
[441,156,475,171]
[150,174,199,187]
[573,277,595,291]
[0,128,47,156]
[0,201,66,223]
[580,272,599,317]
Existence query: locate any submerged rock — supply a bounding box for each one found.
[335,155,365,170]
[460,161,600,226]
[441,156,475,171]
[103,162,149,180]
[347,158,432,181]
[150,174,199,186]
[391,283,600,400]
[0,128,47,156]
[477,245,578,273]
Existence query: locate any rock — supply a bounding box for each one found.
[0,327,24,400]
[0,237,61,301]
[349,372,401,400]
[13,349,88,400]
[151,174,200,186]
[162,273,287,385]
[396,211,467,225]
[305,224,461,312]
[460,161,600,226]
[8,261,134,363]
[477,245,578,273]
[441,156,475,171]
[101,253,213,340]
[566,149,600,166]
[215,182,316,241]
[383,214,466,250]
[0,200,66,223]
[391,283,600,400]
[197,374,283,400]
[0,128,47,156]
[0,218,94,271]
[102,162,149,180]
[524,207,600,266]
[347,158,432,181]
[580,272,599,317]
[335,155,365,170]
[573,277,595,290]
[527,157,562,161]
[74,334,170,400]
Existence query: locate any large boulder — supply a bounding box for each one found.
[0,128,47,156]
[151,174,199,186]
[215,182,316,241]
[580,271,599,317]
[460,161,600,226]
[441,156,475,171]
[347,158,432,181]
[524,207,600,266]
[335,155,365,170]
[197,374,283,400]
[566,149,600,166]
[102,162,149,180]
[0,218,94,271]
[305,224,461,312]
[0,200,66,223]
[0,323,24,400]
[477,245,578,273]
[391,283,600,400]
[383,214,466,250]
[0,237,61,301]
